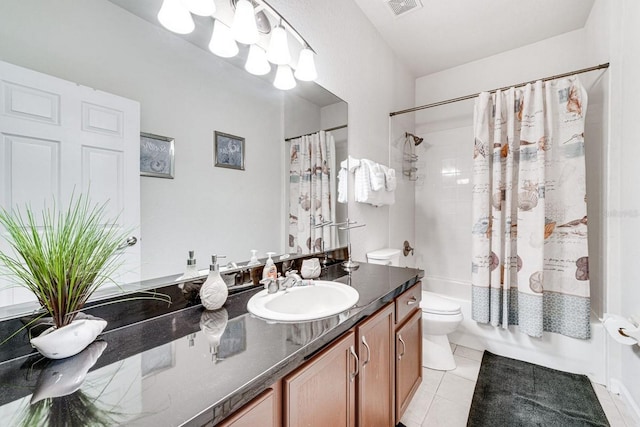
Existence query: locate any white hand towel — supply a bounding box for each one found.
[353,160,372,202]
[384,167,397,191]
[366,160,385,191]
[337,167,348,203]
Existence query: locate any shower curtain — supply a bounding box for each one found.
[288,131,336,254]
[471,77,591,339]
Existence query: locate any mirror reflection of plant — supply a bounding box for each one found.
[19,388,124,427]
[0,194,171,335]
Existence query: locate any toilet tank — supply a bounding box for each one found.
[366,248,401,266]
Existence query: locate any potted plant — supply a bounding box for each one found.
[0,195,163,359]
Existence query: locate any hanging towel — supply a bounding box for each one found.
[384,167,397,191]
[351,158,372,203]
[349,158,396,207]
[366,160,386,191]
[337,167,348,203]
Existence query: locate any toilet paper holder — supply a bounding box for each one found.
[604,314,640,346]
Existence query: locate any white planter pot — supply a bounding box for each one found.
[30,317,107,359]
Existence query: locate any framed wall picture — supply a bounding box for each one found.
[140,132,175,178]
[214,131,245,171]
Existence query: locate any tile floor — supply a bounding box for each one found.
[401,344,637,427]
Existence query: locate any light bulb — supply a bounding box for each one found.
[274,65,296,90]
[181,0,216,16]
[157,0,195,35]
[245,45,271,76]
[232,0,259,45]
[208,20,239,58]
[266,26,291,65]
[294,48,318,81]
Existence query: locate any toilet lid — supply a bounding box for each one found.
[420,293,462,315]
[367,248,401,259]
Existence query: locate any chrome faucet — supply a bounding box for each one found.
[280,270,303,289]
[260,278,279,294]
[261,270,305,294]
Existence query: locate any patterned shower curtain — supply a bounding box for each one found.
[288,131,336,254]
[471,77,591,339]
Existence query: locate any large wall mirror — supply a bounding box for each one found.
[0,0,347,315]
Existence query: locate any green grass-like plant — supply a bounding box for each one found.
[0,195,135,329]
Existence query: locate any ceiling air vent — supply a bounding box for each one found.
[384,0,423,17]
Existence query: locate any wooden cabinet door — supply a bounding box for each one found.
[356,303,395,427]
[395,309,422,424]
[218,384,280,427]
[284,330,356,427]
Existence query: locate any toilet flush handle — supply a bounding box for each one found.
[403,240,414,256]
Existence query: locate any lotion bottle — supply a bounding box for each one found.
[262,252,278,280]
[200,255,228,310]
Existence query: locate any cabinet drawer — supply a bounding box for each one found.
[395,282,422,325]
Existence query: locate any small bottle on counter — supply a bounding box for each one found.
[262,252,278,280]
[200,255,228,310]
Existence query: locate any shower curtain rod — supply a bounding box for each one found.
[284,124,348,141]
[389,62,610,117]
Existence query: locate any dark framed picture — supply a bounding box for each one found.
[140,132,175,179]
[214,131,245,171]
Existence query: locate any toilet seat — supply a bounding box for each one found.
[420,293,461,315]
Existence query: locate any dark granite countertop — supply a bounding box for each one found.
[0,263,421,426]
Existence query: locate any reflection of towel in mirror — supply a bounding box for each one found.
[337,167,348,203]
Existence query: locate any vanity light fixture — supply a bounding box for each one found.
[157,0,195,34]
[231,0,259,44]
[273,64,296,90]
[156,0,317,90]
[245,45,271,76]
[208,20,239,58]
[266,25,291,65]
[181,0,216,16]
[294,47,318,82]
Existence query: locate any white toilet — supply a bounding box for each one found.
[420,291,463,371]
[366,248,401,266]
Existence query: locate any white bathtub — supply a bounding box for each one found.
[422,276,607,385]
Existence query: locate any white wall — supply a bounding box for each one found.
[606,0,640,421]
[269,0,416,262]
[0,0,284,279]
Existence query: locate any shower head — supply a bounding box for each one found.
[405,132,424,146]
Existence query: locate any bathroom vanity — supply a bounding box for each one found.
[0,262,422,426]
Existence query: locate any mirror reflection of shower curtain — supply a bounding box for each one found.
[288,131,336,254]
[471,77,591,340]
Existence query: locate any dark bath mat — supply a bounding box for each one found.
[467,351,609,427]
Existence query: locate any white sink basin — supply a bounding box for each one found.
[247,281,359,322]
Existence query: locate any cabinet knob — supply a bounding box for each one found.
[407,296,418,305]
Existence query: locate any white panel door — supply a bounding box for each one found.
[0,60,140,307]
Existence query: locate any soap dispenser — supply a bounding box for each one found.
[248,249,260,266]
[262,252,278,280]
[200,255,228,310]
[183,250,199,279]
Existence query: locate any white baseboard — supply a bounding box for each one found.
[610,378,640,426]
